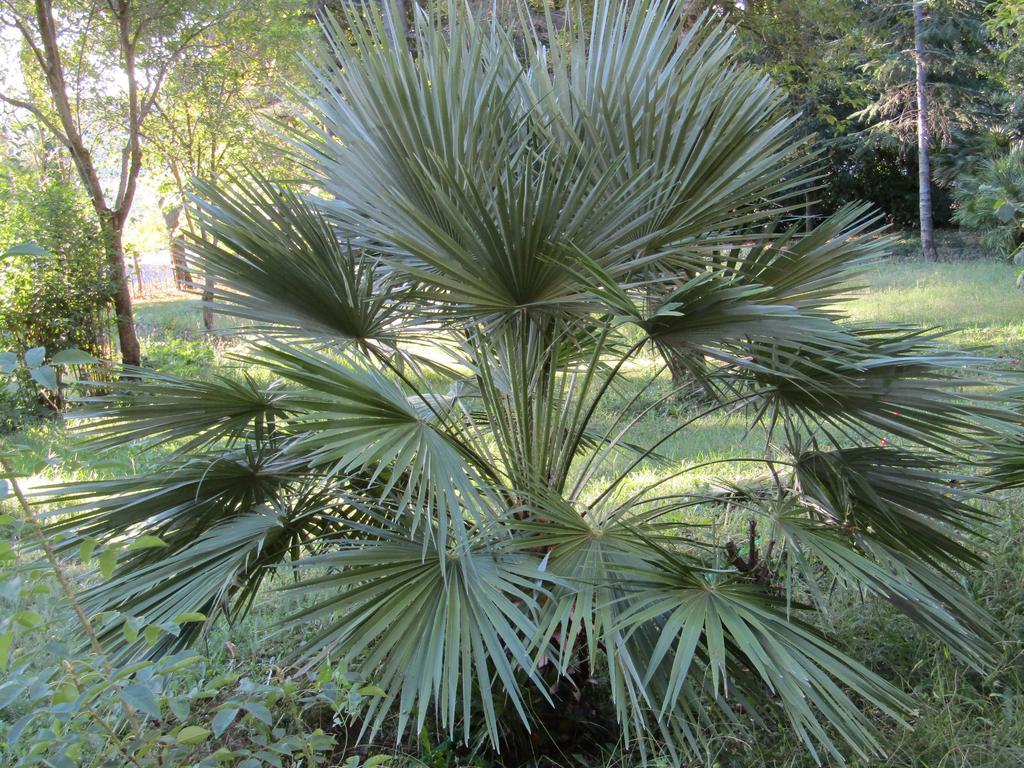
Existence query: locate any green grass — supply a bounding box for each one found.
[847,259,1024,358]
[3,257,1024,767]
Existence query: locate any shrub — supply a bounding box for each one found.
[952,145,1024,259]
[35,2,1021,764]
[0,162,114,358]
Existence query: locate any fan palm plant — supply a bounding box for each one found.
[952,143,1024,260]
[40,1,1017,762]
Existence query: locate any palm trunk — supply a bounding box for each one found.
[914,0,938,262]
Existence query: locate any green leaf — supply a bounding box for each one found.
[144,625,164,646]
[125,535,168,551]
[79,538,97,563]
[23,347,46,369]
[173,612,208,624]
[996,200,1017,224]
[317,665,332,685]
[122,683,162,720]
[50,348,99,366]
[175,725,211,745]
[168,696,190,721]
[242,702,273,726]
[0,631,12,671]
[30,365,57,391]
[123,622,140,644]
[52,683,79,704]
[211,707,239,737]
[13,611,43,629]
[3,242,48,258]
[0,353,16,375]
[98,548,119,580]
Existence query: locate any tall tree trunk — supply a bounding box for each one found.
[102,218,142,366]
[162,203,193,290]
[914,0,938,262]
[14,0,144,366]
[131,249,144,296]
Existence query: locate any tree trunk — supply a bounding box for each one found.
[914,0,938,262]
[103,220,142,366]
[20,0,144,366]
[132,250,144,296]
[202,276,215,331]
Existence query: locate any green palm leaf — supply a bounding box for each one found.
[618,566,911,764]
[187,174,404,344]
[71,367,294,453]
[284,527,547,746]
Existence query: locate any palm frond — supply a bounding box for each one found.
[746,326,1010,452]
[284,525,547,747]
[187,174,404,344]
[39,445,304,553]
[618,564,912,764]
[250,342,500,543]
[773,510,997,670]
[793,446,990,572]
[70,367,294,453]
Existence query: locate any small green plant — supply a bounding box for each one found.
[952,145,1024,266]
[0,345,98,427]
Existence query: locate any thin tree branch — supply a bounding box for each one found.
[0,93,70,148]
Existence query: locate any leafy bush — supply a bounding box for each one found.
[820,138,954,228]
[0,346,98,429]
[0,162,114,358]
[32,1,1022,764]
[952,145,1024,259]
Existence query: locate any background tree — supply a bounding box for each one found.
[915,0,939,260]
[725,0,866,230]
[0,0,236,365]
[145,0,310,330]
[0,116,113,362]
[852,0,1000,232]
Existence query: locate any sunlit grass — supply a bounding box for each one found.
[846,259,1024,357]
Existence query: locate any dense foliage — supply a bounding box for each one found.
[0,158,113,424]
[725,0,1022,229]
[953,144,1024,259]
[28,2,1021,764]
[0,161,113,357]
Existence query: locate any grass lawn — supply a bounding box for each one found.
[847,260,1024,358]
[2,257,1024,767]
